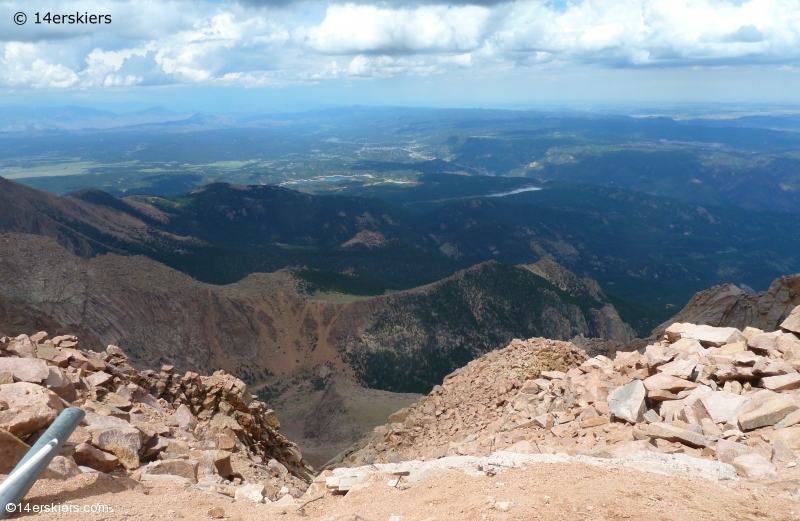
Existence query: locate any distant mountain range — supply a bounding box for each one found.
[0,106,199,131]
[0,176,638,394]
[2,172,799,396]
[3,174,800,334]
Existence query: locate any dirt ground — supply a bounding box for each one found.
[7,460,800,521]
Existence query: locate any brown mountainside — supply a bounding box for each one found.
[0,232,634,394]
[0,176,186,256]
[520,257,605,302]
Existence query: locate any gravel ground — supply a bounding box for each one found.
[5,454,800,521]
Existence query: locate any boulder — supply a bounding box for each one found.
[29,332,48,344]
[698,392,750,425]
[86,371,113,388]
[780,306,800,335]
[141,436,169,460]
[670,338,706,354]
[664,323,745,347]
[84,412,142,469]
[106,345,126,358]
[104,393,132,411]
[45,366,77,402]
[731,453,778,480]
[0,358,49,383]
[607,380,646,424]
[145,459,199,484]
[642,422,708,448]
[771,440,795,463]
[771,426,800,450]
[7,335,36,358]
[0,382,64,436]
[754,359,795,377]
[715,439,752,464]
[0,427,30,473]
[746,334,781,355]
[235,483,266,503]
[643,374,699,393]
[656,358,698,379]
[167,404,197,431]
[213,451,234,479]
[761,373,800,392]
[83,400,130,421]
[645,345,675,368]
[719,342,746,354]
[217,433,236,451]
[41,455,82,480]
[73,442,120,473]
[35,345,61,362]
[737,394,798,431]
[775,409,800,429]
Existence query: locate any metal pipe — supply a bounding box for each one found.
[0,408,85,519]
[0,440,58,497]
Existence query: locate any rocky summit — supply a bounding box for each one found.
[331,306,800,485]
[4,309,800,520]
[0,331,313,503]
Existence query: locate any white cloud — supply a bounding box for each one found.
[1,43,80,88]
[294,4,491,54]
[0,0,799,90]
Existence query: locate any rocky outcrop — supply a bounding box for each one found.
[653,274,800,337]
[332,321,800,482]
[0,331,313,499]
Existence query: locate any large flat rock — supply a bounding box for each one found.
[643,374,699,393]
[737,393,798,431]
[664,323,746,347]
[699,392,750,424]
[0,382,64,436]
[0,357,49,383]
[771,426,800,450]
[761,373,800,391]
[780,306,800,334]
[731,453,778,480]
[642,422,709,448]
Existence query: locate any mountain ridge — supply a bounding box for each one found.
[0,232,634,394]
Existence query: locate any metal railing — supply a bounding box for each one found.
[0,408,85,520]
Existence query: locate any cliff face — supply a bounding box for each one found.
[0,232,347,381]
[653,274,800,337]
[0,233,634,393]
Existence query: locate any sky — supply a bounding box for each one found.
[2,0,800,112]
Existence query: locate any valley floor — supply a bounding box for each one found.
[11,457,800,521]
[273,377,422,469]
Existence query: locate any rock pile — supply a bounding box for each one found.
[333,307,800,482]
[0,331,313,503]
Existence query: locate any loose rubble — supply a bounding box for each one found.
[0,331,313,504]
[333,306,800,484]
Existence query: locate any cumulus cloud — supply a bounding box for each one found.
[293,4,491,54]
[1,0,799,89]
